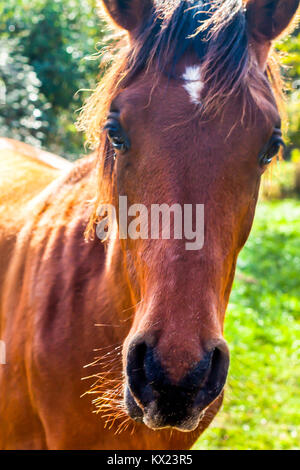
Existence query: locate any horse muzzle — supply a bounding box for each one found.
[124,338,230,431]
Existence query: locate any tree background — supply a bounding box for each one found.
[0,0,105,159]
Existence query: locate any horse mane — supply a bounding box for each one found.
[77,0,287,238]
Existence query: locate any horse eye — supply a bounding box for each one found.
[259,128,285,167]
[104,114,130,153]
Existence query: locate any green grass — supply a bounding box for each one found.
[194,199,300,450]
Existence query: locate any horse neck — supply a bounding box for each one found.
[59,157,134,349]
[99,236,136,344]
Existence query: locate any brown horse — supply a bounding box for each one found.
[0,0,298,450]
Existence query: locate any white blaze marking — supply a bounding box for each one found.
[182,65,204,105]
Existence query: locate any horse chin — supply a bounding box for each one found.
[143,401,203,432]
[143,412,202,433]
[125,386,204,432]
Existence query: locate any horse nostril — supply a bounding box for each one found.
[194,346,229,410]
[126,340,154,408]
[208,347,229,389]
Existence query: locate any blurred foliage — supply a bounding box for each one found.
[194,199,300,450]
[261,161,300,200]
[0,37,49,147]
[276,27,300,157]
[0,1,299,162]
[0,0,106,159]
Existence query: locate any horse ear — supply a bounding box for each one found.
[246,0,299,42]
[101,0,154,33]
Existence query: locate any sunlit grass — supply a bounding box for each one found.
[194,199,300,450]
